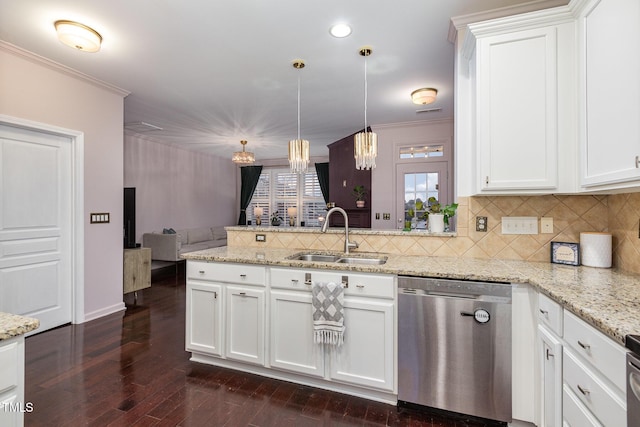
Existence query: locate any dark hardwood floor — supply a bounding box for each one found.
[24,267,503,427]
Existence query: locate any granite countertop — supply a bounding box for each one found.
[182,246,640,346]
[0,312,40,340]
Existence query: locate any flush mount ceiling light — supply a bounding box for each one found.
[411,87,438,105]
[54,20,102,53]
[354,46,377,170]
[288,60,310,174]
[232,140,255,164]
[329,23,352,38]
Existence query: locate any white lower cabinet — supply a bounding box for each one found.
[269,289,324,377]
[330,297,394,391]
[539,325,563,427]
[186,282,223,356]
[225,285,265,365]
[0,337,25,427]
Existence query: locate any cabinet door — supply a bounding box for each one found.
[269,290,324,377]
[329,297,394,391]
[225,286,265,365]
[476,26,558,191]
[186,282,223,356]
[580,0,640,187]
[539,325,563,427]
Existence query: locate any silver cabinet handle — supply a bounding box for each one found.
[198,270,205,274]
[239,292,246,296]
[213,291,217,299]
[577,384,590,396]
[578,340,591,350]
[636,155,639,168]
[240,274,247,278]
[539,309,548,316]
[291,279,299,284]
[546,348,554,360]
[356,284,365,289]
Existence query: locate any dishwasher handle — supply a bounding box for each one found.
[460,308,491,324]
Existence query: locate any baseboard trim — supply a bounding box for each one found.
[82,302,126,323]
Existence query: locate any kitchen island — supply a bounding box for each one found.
[0,312,39,427]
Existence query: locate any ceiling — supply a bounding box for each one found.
[0,0,552,160]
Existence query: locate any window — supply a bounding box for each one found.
[248,168,325,227]
[399,144,444,159]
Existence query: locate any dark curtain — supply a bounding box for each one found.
[237,165,263,225]
[314,162,330,204]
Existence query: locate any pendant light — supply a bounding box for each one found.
[354,47,377,170]
[288,60,310,174]
[232,140,255,164]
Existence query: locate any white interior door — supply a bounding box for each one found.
[0,123,73,333]
[396,162,449,230]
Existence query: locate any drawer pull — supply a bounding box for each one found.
[577,340,591,350]
[291,279,299,284]
[239,292,246,296]
[636,155,640,168]
[356,284,365,289]
[213,291,217,299]
[577,384,590,396]
[240,274,247,279]
[198,270,205,274]
[546,348,554,360]
[539,309,548,316]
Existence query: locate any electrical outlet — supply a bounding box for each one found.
[255,234,266,242]
[476,216,488,232]
[540,217,554,234]
[383,213,391,220]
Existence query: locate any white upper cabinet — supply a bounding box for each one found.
[578,0,640,189]
[455,7,578,196]
[477,26,559,192]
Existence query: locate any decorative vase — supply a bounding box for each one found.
[356,200,365,208]
[271,219,281,226]
[429,213,445,233]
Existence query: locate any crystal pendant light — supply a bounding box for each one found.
[288,60,310,174]
[354,47,377,170]
[232,140,255,164]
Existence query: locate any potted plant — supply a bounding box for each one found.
[270,211,283,226]
[352,185,367,208]
[425,197,458,232]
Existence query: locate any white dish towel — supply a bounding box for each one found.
[312,281,345,346]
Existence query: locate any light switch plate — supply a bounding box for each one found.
[501,217,538,234]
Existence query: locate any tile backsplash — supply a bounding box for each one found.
[228,193,640,275]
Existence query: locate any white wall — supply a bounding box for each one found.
[124,134,237,238]
[371,119,454,229]
[0,42,128,321]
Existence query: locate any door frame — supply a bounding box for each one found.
[0,114,85,324]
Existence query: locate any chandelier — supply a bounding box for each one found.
[288,60,310,174]
[232,140,255,164]
[354,47,377,170]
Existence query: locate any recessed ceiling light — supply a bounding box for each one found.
[329,23,352,38]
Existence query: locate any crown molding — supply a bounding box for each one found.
[0,40,130,98]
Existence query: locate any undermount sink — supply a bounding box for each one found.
[291,254,341,263]
[335,257,387,265]
[288,252,387,265]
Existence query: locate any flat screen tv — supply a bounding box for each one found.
[123,187,136,248]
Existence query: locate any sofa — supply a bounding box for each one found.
[142,226,227,261]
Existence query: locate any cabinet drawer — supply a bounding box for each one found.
[563,310,627,391]
[188,261,265,286]
[538,293,562,336]
[270,268,312,292]
[562,384,602,427]
[0,341,18,393]
[563,348,625,427]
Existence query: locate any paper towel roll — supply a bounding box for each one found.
[580,232,612,268]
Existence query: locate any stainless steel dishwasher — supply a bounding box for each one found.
[398,276,512,423]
